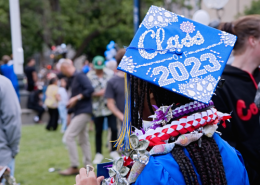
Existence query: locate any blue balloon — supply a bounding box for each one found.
[106,40,115,50]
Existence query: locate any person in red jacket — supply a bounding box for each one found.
[213,15,260,184]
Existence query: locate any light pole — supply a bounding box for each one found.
[9,0,24,75]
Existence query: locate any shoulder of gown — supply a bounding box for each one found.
[133,133,249,185]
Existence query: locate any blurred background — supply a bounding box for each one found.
[1,0,260,184]
[1,0,258,69]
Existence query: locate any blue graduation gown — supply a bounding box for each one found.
[133,134,249,185]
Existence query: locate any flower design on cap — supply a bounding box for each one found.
[142,6,178,29]
[119,56,136,73]
[180,21,195,34]
[178,75,218,103]
[219,31,237,47]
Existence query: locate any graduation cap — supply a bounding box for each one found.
[116,5,236,150]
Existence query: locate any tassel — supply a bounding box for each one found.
[115,73,132,150]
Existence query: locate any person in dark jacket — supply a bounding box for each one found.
[24,58,37,92]
[58,59,94,176]
[212,15,260,184]
[27,89,45,123]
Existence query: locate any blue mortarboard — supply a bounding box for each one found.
[116,5,236,150]
[118,5,236,104]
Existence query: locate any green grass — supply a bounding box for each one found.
[15,124,110,185]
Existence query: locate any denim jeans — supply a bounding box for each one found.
[1,158,15,184]
[58,104,67,132]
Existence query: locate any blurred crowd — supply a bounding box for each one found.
[0,46,126,180]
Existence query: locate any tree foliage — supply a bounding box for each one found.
[0,0,163,61]
[244,0,260,15]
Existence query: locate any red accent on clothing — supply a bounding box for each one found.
[222,121,226,128]
[237,100,252,121]
[236,100,258,121]
[250,103,258,115]
[244,70,258,89]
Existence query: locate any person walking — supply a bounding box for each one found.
[24,57,37,92]
[59,59,94,176]
[0,75,21,178]
[0,55,20,100]
[105,49,125,124]
[58,78,69,133]
[87,56,119,164]
[213,15,260,184]
[45,77,60,131]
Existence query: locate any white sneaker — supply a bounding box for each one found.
[110,151,120,161]
[93,153,104,164]
[34,116,39,122]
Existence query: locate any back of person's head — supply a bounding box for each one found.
[60,58,73,67]
[59,59,75,77]
[106,60,117,71]
[130,77,227,184]
[49,77,58,85]
[115,49,126,66]
[83,59,89,66]
[219,15,260,55]
[60,78,67,88]
[27,57,35,66]
[2,55,11,64]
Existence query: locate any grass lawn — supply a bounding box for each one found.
[15,124,110,185]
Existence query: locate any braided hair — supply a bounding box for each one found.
[130,77,227,185]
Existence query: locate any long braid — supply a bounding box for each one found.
[204,138,221,185]
[172,146,190,184]
[138,81,146,128]
[134,77,139,127]
[186,143,208,185]
[172,146,199,185]
[183,157,199,185]
[181,158,195,185]
[208,137,227,185]
[200,139,214,185]
[131,76,135,127]
[132,77,139,127]
[202,139,220,185]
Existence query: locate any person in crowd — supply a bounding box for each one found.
[58,78,69,133]
[24,57,37,92]
[0,75,21,179]
[105,49,126,126]
[105,60,117,72]
[87,56,119,164]
[82,59,91,74]
[27,88,45,123]
[58,59,94,176]
[45,77,60,131]
[0,55,20,100]
[212,15,260,184]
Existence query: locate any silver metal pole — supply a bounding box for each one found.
[9,0,24,75]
